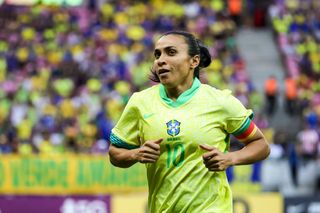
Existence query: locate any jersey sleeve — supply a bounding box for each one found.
[110,93,141,149]
[219,90,253,135]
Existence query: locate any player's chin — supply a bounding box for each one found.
[159,78,175,88]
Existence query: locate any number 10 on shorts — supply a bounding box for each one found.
[165,143,185,168]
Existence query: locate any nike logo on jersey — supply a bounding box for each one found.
[143,113,155,119]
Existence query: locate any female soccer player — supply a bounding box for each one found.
[109,31,270,213]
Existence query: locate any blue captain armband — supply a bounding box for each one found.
[110,133,140,150]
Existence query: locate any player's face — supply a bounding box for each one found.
[153,35,196,88]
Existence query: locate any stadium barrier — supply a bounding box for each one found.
[0,195,112,213]
[0,193,283,213]
[0,155,147,195]
[233,193,283,213]
[0,155,284,213]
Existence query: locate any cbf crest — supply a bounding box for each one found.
[166,119,181,136]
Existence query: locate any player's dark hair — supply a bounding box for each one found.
[150,31,212,82]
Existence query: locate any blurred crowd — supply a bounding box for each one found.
[270,0,320,162]
[2,0,320,195]
[0,0,265,156]
[267,0,320,193]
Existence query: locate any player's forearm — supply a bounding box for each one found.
[227,137,270,166]
[108,145,139,168]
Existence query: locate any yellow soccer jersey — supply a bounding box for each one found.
[110,78,253,213]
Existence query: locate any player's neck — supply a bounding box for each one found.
[165,78,194,101]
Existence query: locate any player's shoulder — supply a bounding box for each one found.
[200,83,232,99]
[129,84,160,104]
[134,84,159,97]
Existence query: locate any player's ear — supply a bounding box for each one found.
[190,55,200,69]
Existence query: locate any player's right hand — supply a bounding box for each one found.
[136,138,163,163]
[199,144,233,171]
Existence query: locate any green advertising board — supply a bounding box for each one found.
[0,155,147,195]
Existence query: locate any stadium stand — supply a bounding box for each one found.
[0,0,266,156]
[269,0,320,194]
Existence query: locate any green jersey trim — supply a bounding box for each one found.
[233,117,251,136]
[159,78,201,107]
[110,132,140,149]
[232,113,254,136]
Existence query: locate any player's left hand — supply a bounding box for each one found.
[199,144,233,172]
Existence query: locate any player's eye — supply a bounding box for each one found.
[167,49,176,56]
[154,51,161,59]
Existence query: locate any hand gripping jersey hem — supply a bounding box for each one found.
[110,132,140,150]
